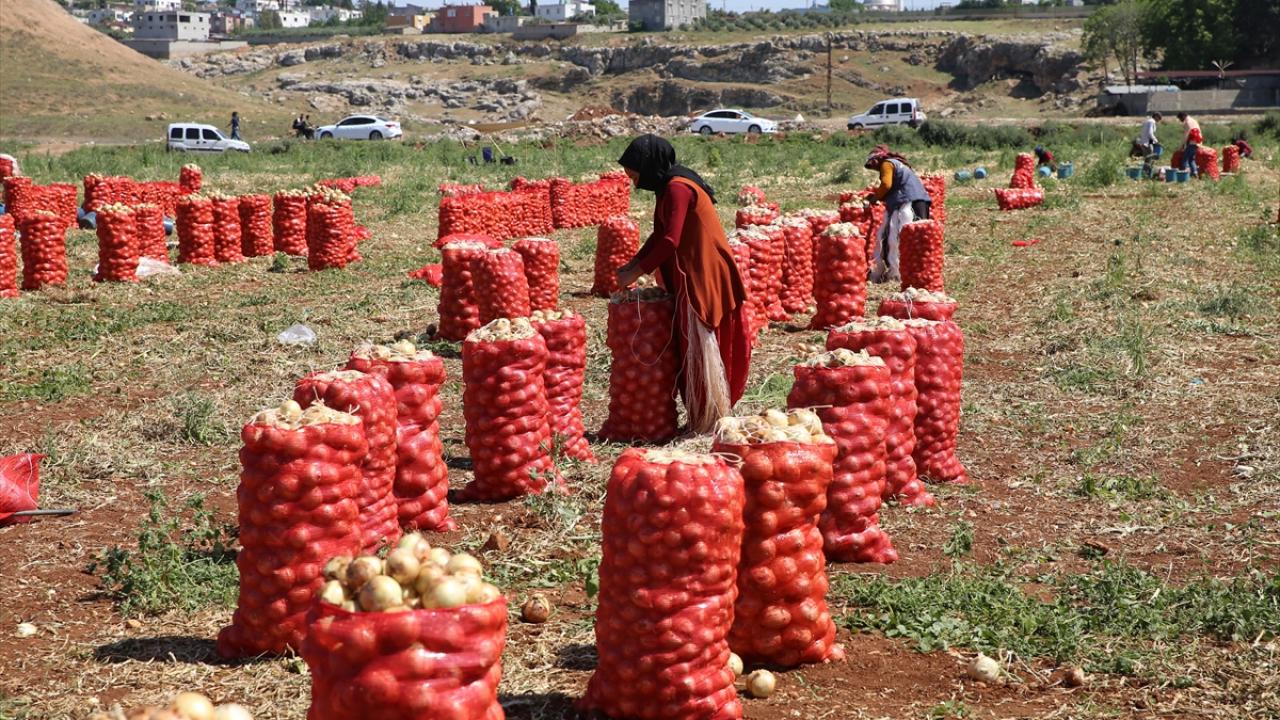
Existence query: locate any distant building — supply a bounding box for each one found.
[482,13,528,32]
[235,0,279,12]
[134,0,181,12]
[211,11,253,34]
[133,10,211,39]
[388,3,428,16]
[627,0,705,30]
[430,4,494,33]
[386,12,432,30]
[309,5,361,22]
[89,6,132,24]
[535,0,595,22]
[277,9,310,26]
[862,0,902,11]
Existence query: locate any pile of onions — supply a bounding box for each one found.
[319,534,500,613]
[89,693,253,720]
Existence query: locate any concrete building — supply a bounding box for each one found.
[534,0,595,22]
[235,0,278,12]
[211,11,253,34]
[482,13,528,32]
[862,0,902,10]
[88,6,132,24]
[276,9,310,26]
[309,5,361,22]
[133,0,181,12]
[430,4,494,33]
[628,0,704,30]
[386,12,432,30]
[132,10,211,40]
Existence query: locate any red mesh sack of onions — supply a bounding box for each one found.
[79,174,102,212]
[216,401,367,658]
[306,193,359,271]
[597,288,680,443]
[591,216,639,298]
[898,219,945,293]
[94,203,140,283]
[347,342,456,533]
[743,224,787,322]
[475,248,531,324]
[513,237,559,312]
[179,163,203,195]
[439,183,486,198]
[737,185,767,206]
[177,195,217,266]
[238,194,275,258]
[2,177,33,221]
[1010,153,1037,189]
[902,319,968,484]
[19,210,69,290]
[826,318,934,508]
[273,190,309,256]
[137,181,182,219]
[994,188,1044,211]
[877,287,957,323]
[787,349,898,564]
[808,222,867,330]
[438,241,489,342]
[302,542,507,720]
[47,183,78,231]
[921,174,947,228]
[799,208,840,237]
[1195,147,1220,180]
[779,216,815,315]
[727,238,762,339]
[295,370,402,554]
[459,318,563,501]
[531,310,593,462]
[579,448,745,720]
[735,204,778,228]
[209,193,245,264]
[713,410,844,667]
[1222,145,1240,174]
[132,203,169,262]
[0,214,17,298]
[0,156,15,182]
[432,232,502,252]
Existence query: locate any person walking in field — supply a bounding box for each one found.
[229,112,242,140]
[1177,112,1202,178]
[864,144,931,284]
[613,134,752,434]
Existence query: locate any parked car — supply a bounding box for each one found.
[688,109,778,136]
[166,123,250,153]
[846,98,926,130]
[315,115,403,141]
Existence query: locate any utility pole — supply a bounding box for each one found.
[826,32,833,118]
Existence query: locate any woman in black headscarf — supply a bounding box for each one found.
[614,134,752,433]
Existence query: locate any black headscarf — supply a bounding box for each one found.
[618,134,717,204]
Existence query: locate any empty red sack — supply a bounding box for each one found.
[597,289,679,443]
[808,223,867,330]
[475,248,531,324]
[18,211,69,290]
[877,288,958,323]
[591,216,640,298]
[1,214,18,298]
[238,194,275,257]
[217,406,366,658]
[295,371,401,553]
[579,448,745,720]
[532,311,593,462]
[899,219,945,293]
[903,319,968,484]
[513,237,559,312]
[787,352,898,564]
[437,241,488,342]
[0,453,44,524]
[177,196,217,266]
[409,263,444,287]
[273,190,309,256]
[94,204,140,282]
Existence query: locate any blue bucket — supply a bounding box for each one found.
[1176,169,1190,183]
[974,167,988,179]
[1057,162,1073,179]
[954,170,972,182]
[1164,169,1177,182]
[1038,166,1053,178]
[482,147,494,163]
[1125,167,1141,180]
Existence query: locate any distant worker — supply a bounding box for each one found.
[1033,145,1057,172]
[229,111,241,140]
[1232,133,1253,159]
[1177,111,1202,178]
[1132,111,1162,159]
[864,144,930,284]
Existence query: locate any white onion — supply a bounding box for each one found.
[967,653,1000,683]
[384,548,421,585]
[358,576,403,612]
[428,578,468,609]
[746,669,776,698]
[446,553,483,576]
[344,556,383,590]
[414,564,448,595]
[728,652,744,677]
[211,704,254,720]
[170,693,214,720]
[322,556,351,582]
[318,580,347,606]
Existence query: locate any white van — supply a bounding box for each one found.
[847,98,927,130]
[166,123,251,153]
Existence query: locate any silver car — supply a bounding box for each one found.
[315,115,404,141]
[688,109,778,136]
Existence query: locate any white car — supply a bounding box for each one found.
[166,123,250,153]
[688,109,777,136]
[847,98,926,130]
[315,115,403,141]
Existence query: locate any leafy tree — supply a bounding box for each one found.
[829,0,861,10]
[258,9,282,28]
[359,0,387,25]
[1143,0,1238,70]
[489,0,520,15]
[1233,0,1280,65]
[592,0,624,21]
[1082,0,1150,85]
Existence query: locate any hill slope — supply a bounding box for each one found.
[0,0,288,144]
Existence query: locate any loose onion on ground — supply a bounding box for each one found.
[89,693,251,720]
[745,670,777,698]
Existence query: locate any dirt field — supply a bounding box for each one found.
[0,132,1277,720]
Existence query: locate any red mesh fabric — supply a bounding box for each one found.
[0,214,18,298]
[591,216,640,298]
[132,204,169,262]
[18,212,69,290]
[432,232,502,251]
[94,205,139,282]
[826,326,934,507]
[779,217,815,315]
[212,196,245,264]
[877,295,957,322]
[1222,145,1240,174]
[550,173,631,229]
[437,242,488,342]
[597,294,679,443]
[579,449,745,720]
[1010,153,1037,189]
[459,330,562,501]
[437,186,553,240]
[532,314,593,462]
[137,181,182,219]
[728,240,762,339]
[315,175,381,194]
[808,225,867,330]
[921,174,947,228]
[302,599,507,720]
[306,198,359,271]
[712,439,842,667]
[408,263,443,287]
[903,320,968,484]
[294,372,401,553]
[82,175,139,213]
[475,249,531,324]
[216,416,366,658]
[787,362,898,564]
[898,220,945,293]
[179,164,203,195]
[273,191,309,256]
[3,178,34,221]
[737,186,767,206]
[0,157,14,183]
[513,237,559,312]
[238,194,275,257]
[177,196,217,266]
[994,188,1044,211]
[47,183,78,231]
[439,183,486,198]
[735,204,779,228]
[742,225,786,322]
[347,353,455,533]
[0,453,44,523]
[1195,147,1221,180]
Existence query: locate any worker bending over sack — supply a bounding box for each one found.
[864,144,931,283]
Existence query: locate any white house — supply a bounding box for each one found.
[235,0,279,13]
[134,0,181,11]
[277,9,310,26]
[534,0,595,22]
[309,6,361,22]
[89,6,132,24]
